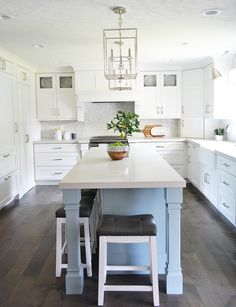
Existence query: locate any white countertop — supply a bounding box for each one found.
[33,138,90,144]
[60,147,186,189]
[188,139,236,160]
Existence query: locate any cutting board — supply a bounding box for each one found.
[142,125,162,137]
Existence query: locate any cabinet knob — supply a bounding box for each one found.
[222,180,230,186]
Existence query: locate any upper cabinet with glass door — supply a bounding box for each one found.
[138,71,182,119]
[36,73,76,121]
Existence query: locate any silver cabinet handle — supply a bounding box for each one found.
[14,122,18,133]
[157,106,159,114]
[155,145,165,148]
[222,181,230,186]
[25,134,29,143]
[4,175,11,181]
[161,106,163,114]
[3,153,10,158]
[52,172,63,175]
[222,202,230,209]
[182,106,184,114]
[222,163,230,168]
[188,155,191,163]
[53,158,63,161]
[53,147,62,150]
[1,59,6,70]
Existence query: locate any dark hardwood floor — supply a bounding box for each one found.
[0,185,235,307]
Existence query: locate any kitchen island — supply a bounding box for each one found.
[60,147,186,295]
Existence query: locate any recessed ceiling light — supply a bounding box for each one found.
[32,44,45,48]
[202,9,222,16]
[0,14,14,20]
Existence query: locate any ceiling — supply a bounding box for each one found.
[0,0,236,71]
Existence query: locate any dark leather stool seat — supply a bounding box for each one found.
[97,214,157,236]
[81,189,97,198]
[55,196,94,218]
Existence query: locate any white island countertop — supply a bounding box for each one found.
[60,147,186,189]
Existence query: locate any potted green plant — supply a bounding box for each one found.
[106,111,140,142]
[214,128,224,141]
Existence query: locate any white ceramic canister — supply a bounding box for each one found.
[54,129,62,140]
[63,131,70,141]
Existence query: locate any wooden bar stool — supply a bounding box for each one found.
[97,214,160,306]
[55,194,96,278]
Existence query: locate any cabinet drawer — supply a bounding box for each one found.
[34,143,79,153]
[219,190,235,225]
[159,151,183,164]
[218,155,236,176]
[133,142,184,151]
[0,151,17,178]
[35,153,79,166]
[35,167,72,180]
[0,171,18,209]
[219,170,236,195]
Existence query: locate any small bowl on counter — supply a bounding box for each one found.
[107,142,128,160]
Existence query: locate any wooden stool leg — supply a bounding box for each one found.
[84,218,92,277]
[98,236,107,306]
[56,218,62,277]
[150,236,160,306]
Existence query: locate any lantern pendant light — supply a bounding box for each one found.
[103,7,137,90]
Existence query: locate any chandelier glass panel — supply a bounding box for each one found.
[103,7,137,90]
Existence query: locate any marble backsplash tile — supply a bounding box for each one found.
[40,102,180,139]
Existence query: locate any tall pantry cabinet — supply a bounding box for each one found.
[0,54,39,209]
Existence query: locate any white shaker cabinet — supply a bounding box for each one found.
[36,73,76,121]
[182,69,204,138]
[17,80,35,196]
[203,64,232,119]
[217,155,236,226]
[199,147,217,207]
[34,143,80,184]
[187,142,200,187]
[138,71,182,119]
[0,66,17,153]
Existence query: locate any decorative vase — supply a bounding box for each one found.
[215,135,223,141]
[107,144,128,160]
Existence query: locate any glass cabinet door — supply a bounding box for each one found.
[59,76,73,88]
[40,77,53,89]
[164,74,177,86]
[143,75,156,87]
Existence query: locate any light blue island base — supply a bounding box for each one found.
[63,187,183,295]
[100,188,167,274]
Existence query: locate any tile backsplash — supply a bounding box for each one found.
[40,102,180,139]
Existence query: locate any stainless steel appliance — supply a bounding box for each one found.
[89,136,127,148]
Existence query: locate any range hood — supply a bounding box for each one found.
[77,90,137,103]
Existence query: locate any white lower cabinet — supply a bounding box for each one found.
[130,141,185,177]
[187,142,200,187]
[199,147,217,207]
[0,171,18,209]
[34,143,80,183]
[218,155,236,226]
